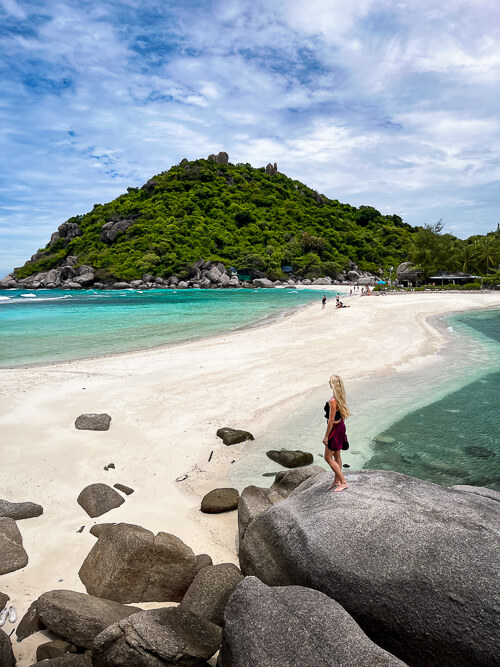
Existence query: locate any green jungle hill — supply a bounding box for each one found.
[15,153,421,282]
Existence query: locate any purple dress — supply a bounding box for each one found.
[324,401,348,451]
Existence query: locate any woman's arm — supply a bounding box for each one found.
[323,398,337,445]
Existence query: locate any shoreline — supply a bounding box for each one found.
[1,291,499,665]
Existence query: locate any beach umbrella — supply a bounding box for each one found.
[376,280,386,284]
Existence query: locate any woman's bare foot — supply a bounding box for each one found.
[328,478,340,490]
[334,482,349,493]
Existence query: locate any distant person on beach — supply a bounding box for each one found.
[323,374,351,492]
[322,294,327,309]
[336,293,340,306]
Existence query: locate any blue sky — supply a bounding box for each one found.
[1,0,499,276]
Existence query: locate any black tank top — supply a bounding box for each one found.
[324,401,341,421]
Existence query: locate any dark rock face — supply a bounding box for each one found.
[0,499,43,520]
[0,592,9,611]
[180,563,244,626]
[18,590,140,649]
[75,413,111,431]
[239,471,500,667]
[79,523,197,603]
[31,655,91,666]
[58,222,82,241]
[113,484,134,496]
[208,151,229,165]
[36,639,77,660]
[16,600,45,641]
[218,577,406,667]
[195,553,213,572]
[266,449,314,468]
[92,606,222,666]
[77,484,125,518]
[141,179,159,192]
[99,219,135,244]
[265,162,278,175]
[201,488,239,513]
[216,427,254,446]
[0,629,16,667]
[313,191,325,205]
[0,517,28,574]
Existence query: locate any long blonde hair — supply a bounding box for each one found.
[329,375,351,420]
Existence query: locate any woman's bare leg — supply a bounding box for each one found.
[333,451,348,492]
[324,448,347,490]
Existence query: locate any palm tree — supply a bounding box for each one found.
[454,244,480,274]
[476,236,500,274]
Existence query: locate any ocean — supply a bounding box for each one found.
[0,287,331,368]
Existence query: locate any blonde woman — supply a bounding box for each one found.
[323,374,350,492]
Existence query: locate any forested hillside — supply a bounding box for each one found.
[16,154,418,281]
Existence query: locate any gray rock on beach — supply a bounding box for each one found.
[195,553,213,572]
[216,427,254,445]
[180,563,244,626]
[266,449,313,468]
[89,523,117,538]
[270,465,324,496]
[239,470,500,667]
[0,629,16,667]
[0,517,28,574]
[0,592,9,611]
[75,413,111,431]
[16,589,140,648]
[218,577,407,667]
[92,606,222,666]
[31,656,91,667]
[201,488,239,513]
[77,484,125,518]
[0,499,43,520]
[79,523,197,603]
[36,639,78,661]
[252,278,274,288]
[113,483,134,496]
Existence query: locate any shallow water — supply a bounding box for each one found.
[227,306,500,492]
[0,287,342,368]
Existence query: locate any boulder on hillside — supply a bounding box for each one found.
[75,413,111,431]
[201,488,239,513]
[252,278,274,288]
[218,577,406,667]
[0,499,43,520]
[99,219,135,244]
[239,471,500,667]
[92,606,222,666]
[206,266,223,283]
[74,273,94,286]
[0,629,16,667]
[265,163,278,175]
[177,281,188,289]
[266,449,313,468]
[216,427,254,446]
[111,282,130,290]
[180,563,244,626]
[58,222,82,241]
[77,484,125,518]
[79,523,197,603]
[0,517,28,574]
[17,589,140,648]
[357,276,373,285]
[312,277,331,285]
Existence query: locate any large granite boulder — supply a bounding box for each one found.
[92,606,222,666]
[201,488,239,513]
[312,277,331,285]
[0,517,28,574]
[79,523,197,603]
[99,219,135,244]
[206,266,223,283]
[270,465,324,496]
[0,629,16,667]
[0,499,43,520]
[17,590,140,648]
[0,592,9,610]
[238,486,284,543]
[36,639,78,660]
[252,278,274,288]
[216,427,254,445]
[239,470,500,667]
[30,655,91,666]
[218,577,406,666]
[77,484,125,518]
[180,563,244,626]
[266,449,313,468]
[74,413,111,431]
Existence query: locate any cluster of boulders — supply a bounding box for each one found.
[0,499,43,576]
[1,257,379,291]
[3,468,499,665]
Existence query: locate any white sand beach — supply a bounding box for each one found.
[1,290,499,664]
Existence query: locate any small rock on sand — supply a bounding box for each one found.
[113,484,134,496]
[77,484,125,518]
[266,449,313,468]
[75,414,111,431]
[0,499,43,520]
[201,488,240,513]
[216,427,254,445]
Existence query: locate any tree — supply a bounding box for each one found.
[454,244,480,274]
[476,236,500,274]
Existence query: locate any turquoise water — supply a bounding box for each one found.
[365,308,500,491]
[228,306,500,494]
[0,287,333,367]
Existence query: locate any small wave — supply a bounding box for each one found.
[0,296,12,301]
[20,293,37,298]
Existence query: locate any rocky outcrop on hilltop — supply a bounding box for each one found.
[239,470,500,667]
